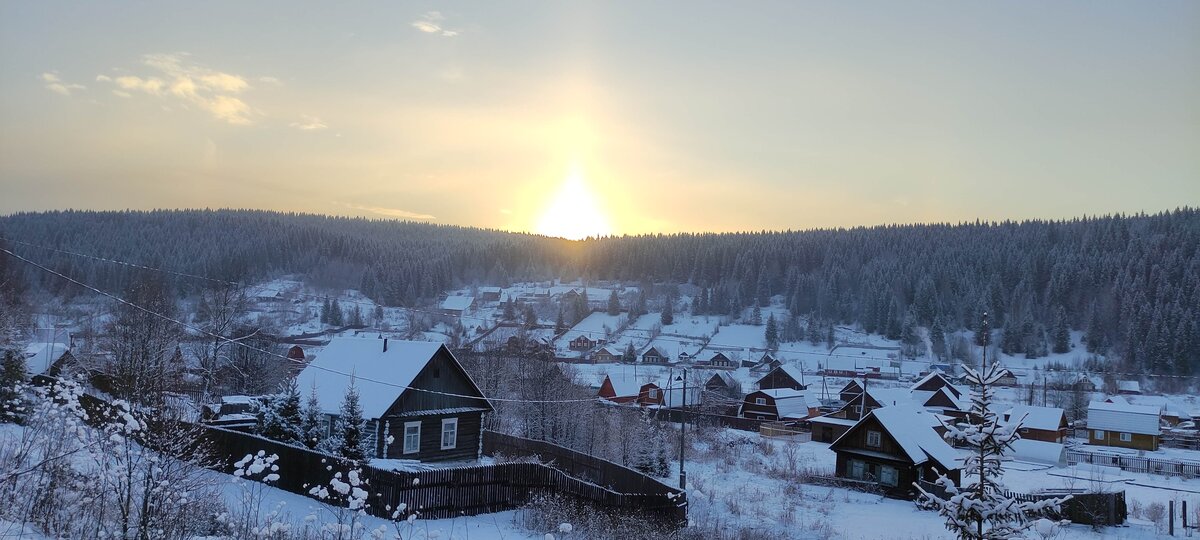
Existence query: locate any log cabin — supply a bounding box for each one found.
[830,406,961,499]
[294,337,493,462]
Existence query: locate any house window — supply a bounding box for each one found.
[440,418,458,450]
[648,388,659,399]
[880,465,898,487]
[403,421,421,455]
[1120,432,1132,442]
[850,459,865,480]
[1093,430,1105,440]
[866,430,882,448]
[755,397,766,405]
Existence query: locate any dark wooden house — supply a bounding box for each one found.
[286,345,306,361]
[1002,405,1068,443]
[910,371,961,398]
[705,351,737,369]
[569,335,597,351]
[591,347,619,364]
[295,337,493,462]
[642,346,669,364]
[740,389,820,421]
[838,379,865,402]
[830,406,960,499]
[756,364,807,391]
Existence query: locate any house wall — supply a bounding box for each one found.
[757,371,804,391]
[812,422,852,443]
[378,411,484,462]
[388,348,489,414]
[835,452,922,498]
[1087,429,1159,451]
[1018,427,1067,444]
[741,392,779,420]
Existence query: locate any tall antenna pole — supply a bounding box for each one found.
[679,367,687,490]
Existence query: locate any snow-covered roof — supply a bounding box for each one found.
[1117,380,1141,393]
[759,364,805,385]
[22,343,69,376]
[1010,439,1066,466]
[866,387,918,407]
[1117,395,1191,419]
[603,374,642,397]
[1003,405,1065,432]
[910,371,949,390]
[440,296,475,311]
[866,406,959,469]
[1087,401,1161,436]
[32,328,70,345]
[758,388,821,418]
[294,337,445,419]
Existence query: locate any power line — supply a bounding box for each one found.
[4,238,1195,381]
[1,246,604,404]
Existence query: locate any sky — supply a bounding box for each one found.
[1,2,1197,238]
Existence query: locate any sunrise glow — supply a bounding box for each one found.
[535,166,612,240]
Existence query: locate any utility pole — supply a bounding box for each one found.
[679,367,687,490]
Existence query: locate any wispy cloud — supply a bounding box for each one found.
[41,72,85,96]
[95,53,258,124]
[339,202,436,220]
[289,115,328,131]
[412,11,459,37]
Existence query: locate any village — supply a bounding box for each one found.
[13,277,1200,539]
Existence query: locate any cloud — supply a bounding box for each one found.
[289,115,328,131]
[412,11,459,37]
[339,202,436,220]
[95,53,259,124]
[41,72,86,96]
[258,76,282,85]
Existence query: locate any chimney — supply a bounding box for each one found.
[383,338,388,353]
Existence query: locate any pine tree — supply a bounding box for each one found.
[503,301,516,321]
[349,304,364,326]
[764,314,779,350]
[320,297,331,324]
[751,305,763,326]
[555,307,566,333]
[607,290,621,316]
[918,313,1069,539]
[634,290,647,317]
[660,299,674,326]
[301,381,324,449]
[623,342,636,363]
[930,318,947,360]
[1,350,28,420]
[1051,306,1070,354]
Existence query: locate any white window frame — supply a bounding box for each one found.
[648,388,659,399]
[755,397,766,406]
[866,430,882,448]
[403,421,421,455]
[1120,432,1132,442]
[1093,429,1105,440]
[440,417,458,450]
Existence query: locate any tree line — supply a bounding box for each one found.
[2,208,1198,376]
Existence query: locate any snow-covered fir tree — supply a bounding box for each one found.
[301,380,324,449]
[324,378,369,462]
[259,378,304,445]
[917,314,1069,539]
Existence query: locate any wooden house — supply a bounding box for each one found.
[992,368,1019,387]
[750,354,783,374]
[838,379,866,402]
[638,376,701,408]
[705,351,737,369]
[642,346,669,364]
[439,295,475,316]
[286,345,306,361]
[597,374,642,404]
[294,337,493,462]
[910,371,962,398]
[1117,380,1142,395]
[591,347,620,364]
[1002,405,1068,443]
[704,371,737,393]
[756,364,807,391]
[569,335,597,351]
[740,389,821,421]
[830,406,961,499]
[1087,401,1161,451]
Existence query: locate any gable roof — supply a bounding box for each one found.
[294,337,474,419]
[602,374,643,397]
[841,406,959,470]
[1003,405,1066,432]
[440,295,475,311]
[757,364,805,386]
[1087,401,1161,436]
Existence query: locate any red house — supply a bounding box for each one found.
[597,374,641,404]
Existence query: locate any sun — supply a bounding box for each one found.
[536,166,613,240]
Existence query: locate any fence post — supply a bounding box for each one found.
[1169,500,1174,536]
[1182,500,1187,529]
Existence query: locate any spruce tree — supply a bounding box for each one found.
[330,299,344,326]
[301,381,324,449]
[918,313,1069,539]
[523,304,538,327]
[0,350,28,421]
[320,297,331,324]
[555,307,566,333]
[503,301,516,321]
[261,379,304,445]
[751,305,763,326]
[607,290,621,316]
[660,299,674,326]
[764,314,779,350]
[350,305,364,327]
[1051,306,1070,354]
[930,318,947,360]
[335,379,369,462]
[623,342,636,363]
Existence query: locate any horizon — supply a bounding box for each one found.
[3,2,1198,238]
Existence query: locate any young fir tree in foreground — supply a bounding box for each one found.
[301,381,324,449]
[917,314,1069,539]
[260,379,304,445]
[323,378,369,462]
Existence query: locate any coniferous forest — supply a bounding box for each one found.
[1,208,1197,376]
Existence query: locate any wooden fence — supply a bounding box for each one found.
[203,426,687,523]
[1067,449,1200,479]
